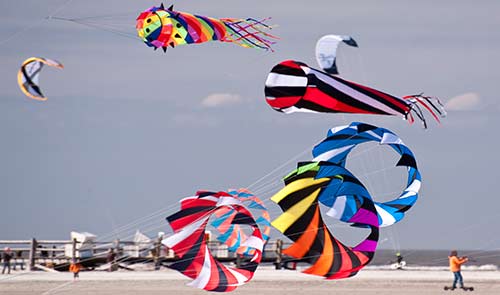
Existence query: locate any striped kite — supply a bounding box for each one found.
[17,57,63,101]
[211,189,271,257]
[312,122,421,227]
[136,4,277,52]
[272,161,379,279]
[163,191,264,292]
[264,60,446,128]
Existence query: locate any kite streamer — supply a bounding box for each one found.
[272,161,379,279]
[136,4,277,52]
[265,60,446,128]
[211,189,271,257]
[163,191,264,292]
[312,122,421,227]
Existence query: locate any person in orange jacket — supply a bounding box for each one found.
[448,250,468,289]
[69,259,82,280]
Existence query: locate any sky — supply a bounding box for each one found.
[1,0,499,251]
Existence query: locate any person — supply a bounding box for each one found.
[396,252,403,264]
[69,259,82,280]
[13,250,24,271]
[448,250,468,290]
[106,249,116,272]
[2,247,13,274]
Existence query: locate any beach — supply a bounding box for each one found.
[1,268,499,295]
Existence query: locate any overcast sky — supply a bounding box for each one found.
[1,0,499,251]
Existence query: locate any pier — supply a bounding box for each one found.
[0,236,289,272]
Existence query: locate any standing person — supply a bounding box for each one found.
[396,252,403,264]
[395,252,405,269]
[448,250,468,290]
[69,259,82,280]
[106,249,116,272]
[13,250,23,271]
[2,247,13,274]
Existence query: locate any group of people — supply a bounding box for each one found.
[2,247,25,274]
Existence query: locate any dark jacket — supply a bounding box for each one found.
[2,252,12,262]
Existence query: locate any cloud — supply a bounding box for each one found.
[200,93,242,108]
[444,92,481,111]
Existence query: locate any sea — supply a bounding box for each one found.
[368,249,500,270]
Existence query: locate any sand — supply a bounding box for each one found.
[0,268,499,295]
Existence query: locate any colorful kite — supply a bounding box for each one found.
[211,189,271,257]
[136,4,277,52]
[17,57,63,101]
[272,161,379,279]
[312,122,421,227]
[315,35,358,75]
[163,191,264,292]
[264,60,446,128]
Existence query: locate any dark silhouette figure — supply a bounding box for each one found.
[2,248,13,274]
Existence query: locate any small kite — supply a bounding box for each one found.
[136,4,277,52]
[312,122,421,227]
[163,191,264,292]
[272,161,379,279]
[264,60,446,128]
[315,35,358,75]
[211,189,271,257]
[17,57,63,101]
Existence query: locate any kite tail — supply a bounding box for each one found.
[404,94,447,128]
[222,17,278,51]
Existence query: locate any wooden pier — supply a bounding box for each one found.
[0,238,289,272]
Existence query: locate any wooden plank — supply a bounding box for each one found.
[34,264,60,273]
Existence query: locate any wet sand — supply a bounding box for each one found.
[1,268,499,295]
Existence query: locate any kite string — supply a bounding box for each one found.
[0,0,74,47]
[52,129,413,271]
[89,129,405,262]
[49,17,139,41]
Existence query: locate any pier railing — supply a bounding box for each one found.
[0,238,288,271]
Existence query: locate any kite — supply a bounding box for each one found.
[264,60,446,128]
[163,191,264,292]
[136,4,277,52]
[312,122,421,227]
[271,161,379,279]
[315,35,358,75]
[17,57,63,101]
[211,189,271,257]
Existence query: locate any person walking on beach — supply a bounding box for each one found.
[2,247,13,274]
[448,250,468,290]
[69,259,82,280]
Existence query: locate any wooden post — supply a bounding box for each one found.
[72,238,77,261]
[114,239,120,271]
[114,239,120,257]
[29,238,37,271]
[275,239,283,270]
[154,237,161,270]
